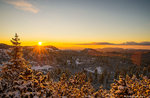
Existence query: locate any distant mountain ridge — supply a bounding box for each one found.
[0,43,12,49]
[0,43,150,52]
[97,48,125,52]
[78,41,150,45]
[81,48,101,56]
[0,43,59,50]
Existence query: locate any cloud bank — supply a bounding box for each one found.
[78,42,150,45]
[5,0,39,13]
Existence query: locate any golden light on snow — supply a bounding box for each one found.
[38,42,42,46]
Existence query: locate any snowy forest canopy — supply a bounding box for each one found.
[0,34,150,97]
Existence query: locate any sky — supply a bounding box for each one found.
[0,0,150,49]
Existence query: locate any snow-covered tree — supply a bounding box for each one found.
[0,34,51,97]
[1,33,29,82]
[0,34,149,97]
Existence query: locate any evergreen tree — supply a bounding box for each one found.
[47,71,52,81]
[143,67,147,76]
[94,68,98,82]
[110,75,128,97]
[2,33,29,82]
[88,72,93,83]
[99,73,104,84]
[0,34,150,97]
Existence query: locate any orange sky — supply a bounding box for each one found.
[0,0,150,50]
[1,40,150,50]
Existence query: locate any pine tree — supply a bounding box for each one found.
[99,73,104,84]
[88,72,93,83]
[47,71,52,81]
[110,75,128,97]
[2,33,29,82]
[94,68,98,82]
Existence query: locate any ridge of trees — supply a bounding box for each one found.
[0,34,149,97]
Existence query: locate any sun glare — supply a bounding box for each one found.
[38,42,42,46]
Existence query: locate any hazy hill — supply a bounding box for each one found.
[81,48,101,56]
[97,48,125,52]
[0,43,12,49]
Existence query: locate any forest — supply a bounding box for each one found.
[0,34,149,98]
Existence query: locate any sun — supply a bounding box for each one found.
[38,42,42,46]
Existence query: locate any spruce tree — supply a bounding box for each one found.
[94,69,98,82]
[88,72,93,83]
[2,33,29,82]
[99,73,104,84]
[0,34,52,97]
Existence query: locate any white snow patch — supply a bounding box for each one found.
[67,60,71,65]
[31,65,53,70]
[85,66,102,74]
[96,66,102,74]
[75,58,82,65]
[85,68,95,73]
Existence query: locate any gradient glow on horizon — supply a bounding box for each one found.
[0,0,150,49]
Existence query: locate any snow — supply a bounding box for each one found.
[85,66,102,74]
[5,61,13,65]
[31,65,53,70]
[13,91,20,98]
[85,68,95,73]
[96,66,102,74]
[33,96,39,98]
[75,58,82,65]
[67,60,71,65]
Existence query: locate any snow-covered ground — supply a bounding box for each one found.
[31,65,53,71]
[85,68,95,73]
[67,60,71,65]
[85,66,102,74]
[96,66,102,74]
[75,58,83,65]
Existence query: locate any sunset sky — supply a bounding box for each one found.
[0,0,150,49]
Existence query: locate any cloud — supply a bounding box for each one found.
[78,42,115,45]
[5,0,39,13]
[77,41,150,45]
[121,42,150,45]
[92,42,115,45]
